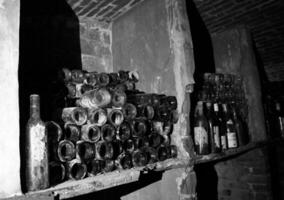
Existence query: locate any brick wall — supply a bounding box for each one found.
[79,20,113,72]
[216,149,272,200]
[191,0,284,82]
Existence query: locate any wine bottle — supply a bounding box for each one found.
[49,161,66,186]
[223,104,238,149]
[88,108,107,126]
[232,106,249,146]
[122,103,137,120]
[111,88,127,108]
[132,149,148,167]
[275,102,284,138]
[107,108,124,126]
[76,140,96,161]
[157,145,169,161]
[101,123,116,142]
[97,72,110,86]
[103,159,116,172]
[112,139,123,160]
[46,121,64,161]
[57,139,76,162]
[131,119,147,137]
[66,159,87,180]
[77,88,111,109]
[62,107,87,126]
[116,152,133,169]
[141,147,158,164]
[117,121,132,142]
[96,141,114,160]
[64,124,81,143]
[212,103,222,153]
[148,133,163,148]
[123,139,135,153]
[193,101,210,155]
[71,70,85,83]
[136,105,155,120]
[87,159,104,176]
[81,124,101,143]
[25,94,49,191]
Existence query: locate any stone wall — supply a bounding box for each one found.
[210,28,272,200]
[80,20,112,72]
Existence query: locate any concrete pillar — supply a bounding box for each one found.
[0,0,22,197]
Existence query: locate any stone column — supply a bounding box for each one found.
[0,0,22,197]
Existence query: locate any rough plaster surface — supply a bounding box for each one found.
[212,28,266,141]
[0,0,21,197]
[112,0,196,199]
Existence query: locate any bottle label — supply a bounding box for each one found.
[194,127,208,150]
[213,103,219,112]
[30,124,47,162]
[227,132,238,148]
[221,135,227,150]
[213,126,220,148]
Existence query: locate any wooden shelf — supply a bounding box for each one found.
[5,138,280,200]
[191,139,277,165]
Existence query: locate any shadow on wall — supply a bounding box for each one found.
[185,1,218,199]
[18,0,82,192]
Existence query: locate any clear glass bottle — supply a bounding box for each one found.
[25,94,49,191]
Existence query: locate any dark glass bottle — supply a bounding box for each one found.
[232,106,249,146]
[49,161,65,186]
[193,101,210,155]
[216,103,227,151]
[116,152,133,169]
[223,104,238,149]
[275,102,284,138]
[211,103,222,153]
[76,141,96,161]
[25,94,49,191]
[66,159,87,180]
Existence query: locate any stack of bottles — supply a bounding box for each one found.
[47,69,178,185]
[193,73,249,155]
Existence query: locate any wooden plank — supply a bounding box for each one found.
[31,168,141,199]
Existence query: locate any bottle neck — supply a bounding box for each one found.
[30,94,40,119]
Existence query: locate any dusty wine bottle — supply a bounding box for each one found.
[87,159,104,176]
[111,88,127,108]
[88,108,107,126]
[101,123,116,142]
[122,103,137,120]
[49,161,66,186]
[62,107,87,126]
[64,124,81,143]
[25,94,49,191]
[81,124,101,143]
[116,152,133,169]
[117,121,132,142]
[96,141,114,160]
[66,159,87,180]
[57,139,76,162]
[193,101,210,155]
[107,108,124,126]
[76,140,96,161]
[223,104,238,149]
[132,149,148,167]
